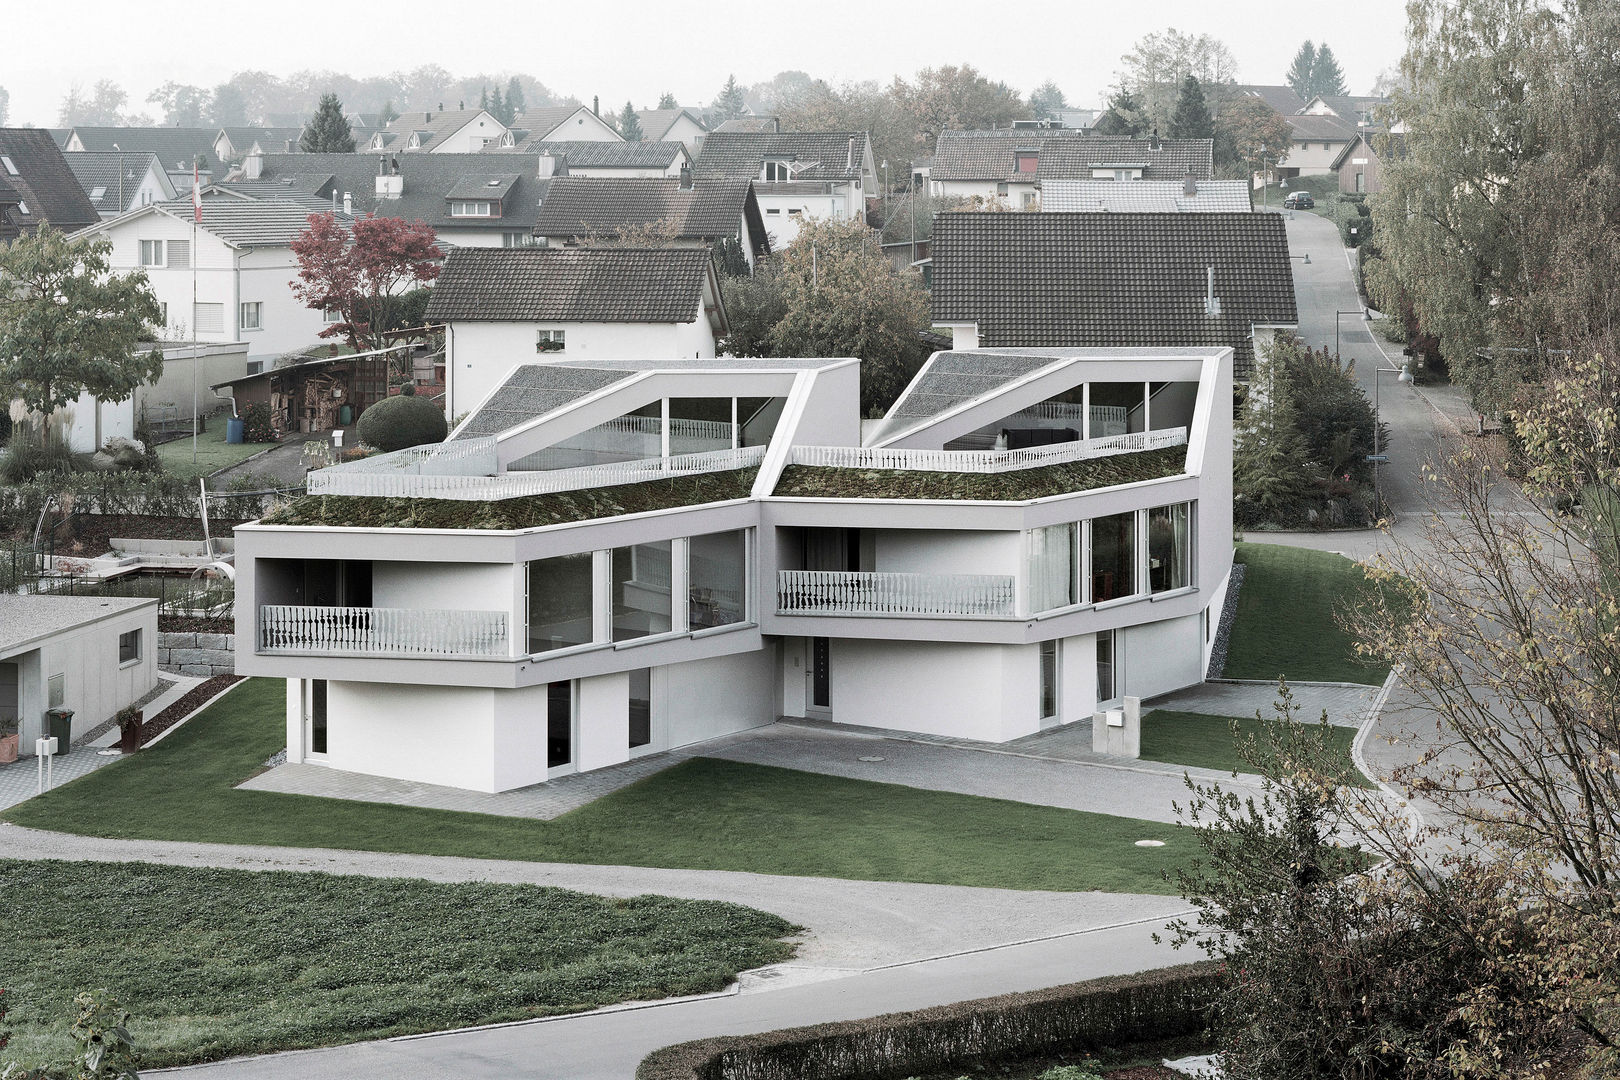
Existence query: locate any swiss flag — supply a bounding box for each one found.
[192,163,203,223]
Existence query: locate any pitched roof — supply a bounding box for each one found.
[154,195,336,246]
[0,128,102,233]
[930,212,1297,378]
[218,126,305,154]
[512,107,613,141]
[1232,85,1307,115]
[62,151,167,214]
[1286,113,1358,141]
[1041,179,1252,213]
[64,126,221,173]
[1329,129,1408,171]
[635,109,704,141]
[532,176,766,253]
[1316,95,1389,122]
[929,131,1211,182]
[693,131,870,181]
[714,116,781,134]
[503,139,686,168]
[425,246,711,324]
[368,110,502,152]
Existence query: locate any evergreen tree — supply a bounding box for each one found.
[505,77,526,120]
[1310,45,1348,98]
[479,86,489,111]
[380,99,400,125]
[488,86,507,125]
[657,91,678,110]
[714,75,747,121]
[299,93,355,153]
[617,102,643,141]
[1286,41,1317,98]
[1029,80,1067,121]
[1168,76,1213,140]
[1094,88,1145,136]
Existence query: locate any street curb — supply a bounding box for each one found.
[1350,666,1424,840]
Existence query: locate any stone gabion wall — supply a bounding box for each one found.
[156,632,236,678]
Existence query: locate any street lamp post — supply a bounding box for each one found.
[1371,362,1414,519]
[881,160,889,222]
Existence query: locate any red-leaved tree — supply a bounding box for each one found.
[289,212,440,351]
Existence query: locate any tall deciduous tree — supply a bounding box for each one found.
[1168,75,1213,140]
[299,93,355,153]
[0,228,164,446]
[57,80,150,126]
[1116,29,1238,135]
[0,85,9,126]
[1217,96,1293,176]
[147,82,210,126]
[893,64,1031,154]
[1286,41,1318,97]
[617,102,643,141]
[289,212,440,352]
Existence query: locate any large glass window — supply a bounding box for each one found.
[1028,523,1077,612]
[1039,639,1059,720]
[528,552,595,654]
[629,668,652,749]
[309,679,328,755]
[1148,503,1192,593]
[547,682,572,769]
[612,541,673,641]
[1091,512,1136,602]
[689,530,747,630]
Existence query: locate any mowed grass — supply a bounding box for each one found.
[154,420,269,480]
[1142,709,1372,788]
[1224,543,1391,686]
[2,678,1197,894]
[0,858,794,1072]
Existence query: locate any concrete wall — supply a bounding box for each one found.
[319,680,503,790]
[156,631,235,678]
[5,602,157,753]
[821,639,1012,740]
[872,529,1020,577]
[371,561,517,614]
[1120,613,1203,701]
[662,649,775,747]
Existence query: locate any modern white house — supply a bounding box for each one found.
[1,595,158,757]
[232,344,1233,794]
[427,246,729,421]
[692,131,876,247]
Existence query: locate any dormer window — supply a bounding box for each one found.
[450,200,495,217]
[1015,150,1039,173]
[763,159,792,182]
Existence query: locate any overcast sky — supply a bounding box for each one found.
[4,0,1408,127]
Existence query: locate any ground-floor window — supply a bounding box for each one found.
[628,668,652,749]
[117,629,141,665]
[547,681,573,769]
[1039,639,1059,720]
[308,679,328,755]
[1096,631,1116,703]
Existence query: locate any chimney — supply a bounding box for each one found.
[1150,128,1162,151]
[244,149,263,180]
[1204,266,1222,317]
[593,95,600,117]
[538,152,557,178]
[331,189,338,212]
[425,111,432,123]
[437,102,443,112]
[847,136,855,170]
[1183,174,1198,197]
[376,156,403,199]
[458,100,464,110]
[678,162,693,190]
[343,191,352,216]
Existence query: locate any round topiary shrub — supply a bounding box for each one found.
[356,394,447,452]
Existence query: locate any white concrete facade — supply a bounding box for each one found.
[235,347,1233,793]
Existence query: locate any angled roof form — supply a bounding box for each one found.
[512,106,617,142]
[370,110,501,152]
[532,176,767,254]
[1329,129,1407,171]
[504,139,686,167]
[88,194,340,248]
[1286,112,1358,140]
[930,212,1296,379]
[446,173,519,201]
[1315,95,1390,122]
[1232,85,1307,115]
[63,151,170,214]
[64,126,220,173]
[425,246,712,324]
[0,128,102,233]
[693,131,870,181]
[928,131,1212,182]
[714,116,781,134]
[1041,179,1251,213]
[219,126,305,154]
[635,109,705,141]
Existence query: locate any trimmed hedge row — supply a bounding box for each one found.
[0,472,270,531]
[636,962,1218,1080]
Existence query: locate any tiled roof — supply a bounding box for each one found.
[137,195,336,247]
[714,116,781,133]
[1287,113,1357,140]
[930,212,1297,378]
[929,132,1212,182]
[219,127,305,154]
[504,140,686,168]
[370,110,501,152]
[512,107,610,141]
[64,126,220,173]
[1317,95,1389,122]
[635,109,704,141]
[533,177,763,250]
[693,131,870,181]
[1041,179,1252,213]
[446,174,519,201]
[0,129,102,234]
[62,151,166,214]
[1232,85,1307,115]
[425,246,710,324]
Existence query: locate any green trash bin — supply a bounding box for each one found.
[44,708,73,755]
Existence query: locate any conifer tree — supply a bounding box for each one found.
[299,93,355,153]
[714,75,746,122]
[488,86,506,125]
[657,91,678,110]
[1286,41,1317,98]
[617,102,643,141]
[1168,76,1213,140]
[1311,45,1348,98]
[505,77,526,120]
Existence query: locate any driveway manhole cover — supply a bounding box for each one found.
[1135,839,1166,848]
[857,756,885,763]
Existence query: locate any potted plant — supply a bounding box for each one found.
[0,715,18,764]
[116,705,143,754]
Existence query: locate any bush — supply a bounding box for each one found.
[1,427,78,484]
[355,394,446,452]
[636,964,1218,1080]
[240,402,275,443]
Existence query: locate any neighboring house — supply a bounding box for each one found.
[0,128,102,235]
[928,132,1213,206]
[366,109,509,154]
[426,246,728,419]
[531,175,769,268]
[213,127,305,161]
[1301,94,1390,126]
[1332,129,1405,195]
[931,212,1297,380]
[1277,112,1357,178]
[63,151,176,218]
[515,141,690,178]
[1,595,157,759]
[232,341,1233,794]
[62,126,221,187]
[230,151,549,248]
[78,193,349,363]
[1041,178,1252,213]
[714,115,781,134]
[1231,84,1307,116]
[692,130,876,246]
[635,108,708,154]
[505,106,623,145]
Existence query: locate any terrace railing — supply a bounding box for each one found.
[776,570,1017,618]
[790,427,1186,474]
[258,605,510,658]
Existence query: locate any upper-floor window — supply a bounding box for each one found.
[536,329,565,353]
[450,200,493,217]
[502,231,533,247]
[323,307,342,324]
[996,182,1009,196]
[1015,151,1039,173]
[166,239,191,269]
[762,159,792,182]
[1021,192,1039,210]
[193,302,224,335]
[138,239,164,266]
[240,302,262,331]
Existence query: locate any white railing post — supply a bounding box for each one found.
[775,571,1016,618]
[259,605,509,657]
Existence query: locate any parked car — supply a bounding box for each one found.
[1283,191,1315,209]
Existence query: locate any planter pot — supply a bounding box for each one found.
[118,712,143,755]
[0,733,17,764]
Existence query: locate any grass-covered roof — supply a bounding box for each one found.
[260,469,758,530]
[772,445,1187,501]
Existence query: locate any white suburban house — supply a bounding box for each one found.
[63,151,176,218]
[530,174,770,270]
[61,127,222,188]
[692,131,876,246]
[426,246,728,420]
[79,193,343,365]
[635,108,709,154]
[930,211,1297,381]
[506,106,623,145]
[927,132,1214,207]
[367,109,509,154]
[232,341,1233,794]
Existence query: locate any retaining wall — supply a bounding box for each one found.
[157,632,236,678]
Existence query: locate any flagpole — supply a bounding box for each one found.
[191,164,201,468]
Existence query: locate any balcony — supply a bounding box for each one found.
[776,571,1016,618]
[259,605,510,658]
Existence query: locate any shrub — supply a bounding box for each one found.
[1,427,78,484]
[355,394,446,452]
[240,402,275,443]
[636,964,1218,1080]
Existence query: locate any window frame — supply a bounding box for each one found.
[239,301,262,332]
[117,629,142,666]
[138,239,165,267]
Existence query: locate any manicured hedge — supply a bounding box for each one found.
[356,394,447,451]
[636,962,1218,1080]
[773,446,1187,502]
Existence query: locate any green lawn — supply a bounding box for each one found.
[0,859,793,1072]
[1142,709,1372,787]
[1257,173,1342,217]
[154,421,269,480]
[1224,543,1391,685]
[2,678,1197,894]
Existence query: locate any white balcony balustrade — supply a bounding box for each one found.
[790,427,1186,474]
[776,571,1017,618]
[259,605,510,658]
